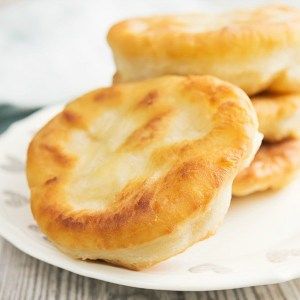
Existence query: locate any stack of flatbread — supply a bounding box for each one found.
[26,5,299,270]
[108,4,300,196]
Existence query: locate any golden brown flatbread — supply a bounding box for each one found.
[108,5,300,96]
[27,75,261,269]
[233,139,300,196]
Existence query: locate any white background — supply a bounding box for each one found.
[0,0,299,106]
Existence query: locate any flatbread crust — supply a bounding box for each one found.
[252,93,300,142]
[108,5,300,96]
[233,139,300,197]
[27,75,261,269]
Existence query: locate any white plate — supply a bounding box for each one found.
[0,106,300,291]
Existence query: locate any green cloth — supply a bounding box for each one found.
[0,105,40,134]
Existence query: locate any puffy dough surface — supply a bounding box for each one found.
[233,139,300,197]
[108,5,300,96]
[252,93,300,142]
[27,75,261,270]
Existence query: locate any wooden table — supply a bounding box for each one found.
[0,237,299,299]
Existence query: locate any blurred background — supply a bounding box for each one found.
[0,0,299,107]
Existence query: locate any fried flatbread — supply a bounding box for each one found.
[27,75,261,269]
[233,139,300,196]
[252,93,300,142]
[108,5,300,96]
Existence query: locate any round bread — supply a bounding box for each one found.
[233,139,300,197]
[252,93,300,142]
[108,5,300,96]
[27,75,261,270]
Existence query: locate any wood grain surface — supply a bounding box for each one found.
[0,237,299,300]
